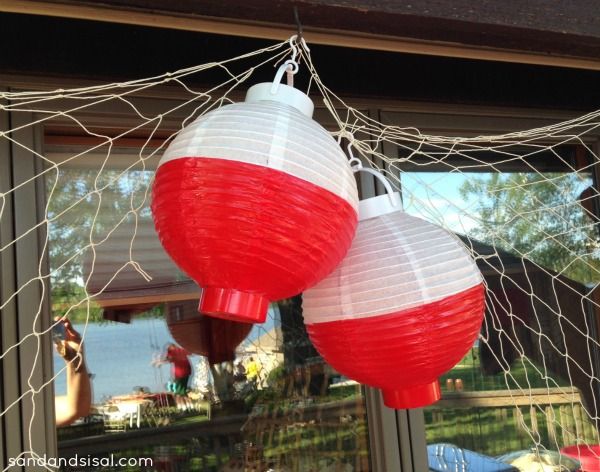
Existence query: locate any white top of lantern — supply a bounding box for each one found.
[303,211,483,323]
[359,192,402,221]
[157,90,359,210]
[245,83,314,118]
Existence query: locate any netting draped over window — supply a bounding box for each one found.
[2,36,600,468]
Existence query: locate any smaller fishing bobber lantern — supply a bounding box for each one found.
[303,162,485,409]
[165,299,252,365]
[152,42,359,324]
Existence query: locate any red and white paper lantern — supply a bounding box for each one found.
[152,83,358,324]
[303,191,485,409]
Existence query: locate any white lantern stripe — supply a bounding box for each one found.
[177,108,338,148]
[333,243,474,274]
[166,124,341,162]
[304,268,480,307]
[357,221,456,241]
[303,277,482,322]
[340,244,472,271]
[192,104,336,138]
[327,254,474,282]
[163,135,348,174]
[351,229,456,250]
[339,237,463,263]
[357,226,445,243]
[307,256,480,291]
[163,126,347,168]
[349,223,445,240]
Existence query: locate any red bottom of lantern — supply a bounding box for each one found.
[306,284,485,410]
[152,157,358,324]
[199,287,269,324]
[382,381,441,409]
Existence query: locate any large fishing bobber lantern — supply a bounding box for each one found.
[151,54,359,324]
[303,163,485,409]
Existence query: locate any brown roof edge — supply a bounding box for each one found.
[3,0,600,71]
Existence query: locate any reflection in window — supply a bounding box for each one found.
[401,159,600,459]
[47,152,371,470]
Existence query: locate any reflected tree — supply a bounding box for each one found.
[460,172,600,284]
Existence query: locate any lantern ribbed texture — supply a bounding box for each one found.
[303,201,485,409]
[152,84,358,324]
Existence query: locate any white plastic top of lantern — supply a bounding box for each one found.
[157,86,358,210]
[245,83,314,118]
[359,192,402,221]
[303,211,483,323]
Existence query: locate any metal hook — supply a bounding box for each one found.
[287,35,299,64]
[346,142,363,169]
[289,34,310,54]
[348,157,363,169]
[270,33,307,93]
[271,59,299,93]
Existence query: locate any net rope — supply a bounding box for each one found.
[1,35,600,468]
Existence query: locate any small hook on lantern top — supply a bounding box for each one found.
[346,141,399,208]
[289,34,310,54]
[288,35,300,64]
[271,34,309,94]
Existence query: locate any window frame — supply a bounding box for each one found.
[3,85,599,471]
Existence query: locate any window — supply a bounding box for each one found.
[381,107,600,468]
[43,101,373,470]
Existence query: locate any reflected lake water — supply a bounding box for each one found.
[53,318,190,402]
[52,316,271,403]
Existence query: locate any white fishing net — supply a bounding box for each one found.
[2,35,600,470]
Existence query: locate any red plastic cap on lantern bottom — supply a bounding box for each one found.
[382,383,442,410]
[199,287,270,324]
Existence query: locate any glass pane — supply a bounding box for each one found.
[46,144,371,471]
[399,154,600,470]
